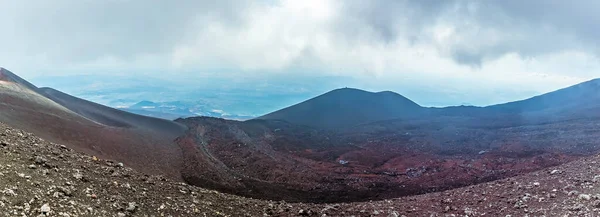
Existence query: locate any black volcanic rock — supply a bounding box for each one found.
[256,88,424,129]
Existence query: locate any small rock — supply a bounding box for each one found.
[567,203,584,211]
[73,172,83,180]
[464,207,474,215]
[298,209,310,216]
[593,200,600,208]
[117,212,126,217]
[3,189,16,196]
[579,194,591,201]
[34,156,47,165]
[117,162,124,167]
[126,202,137,212]
[550,170,560,175]
[40,204,51,214]
[514,200,527,209]
[28,164,37,169]
[58,187,73,197]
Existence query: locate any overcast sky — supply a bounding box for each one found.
[1,0,600,106]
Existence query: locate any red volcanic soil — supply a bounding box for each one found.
[174,116,598,203]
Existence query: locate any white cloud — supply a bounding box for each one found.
[1,0,600,106]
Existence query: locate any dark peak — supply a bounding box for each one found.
[258,87,424,129]
[327,88,405,97]
[328,87,371,94]
[0,67,11,81]
[312,87,421,109]
[0,67,38,90]
[375,90,405,97]
[580,78,600,86]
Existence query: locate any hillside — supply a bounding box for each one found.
[259,78,600,130]
[257,88,424,129]
[0,67,39,91]
[0,68,186,180]
[489,78,600,113]
[173,78,600,202]
[5,66,600,210]
[38,87,186,137]
[2,122,600,216]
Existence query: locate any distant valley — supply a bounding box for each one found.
[28,74,349,121]
[120,100,256,120]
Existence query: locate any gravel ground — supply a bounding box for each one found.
[2,122,600,216]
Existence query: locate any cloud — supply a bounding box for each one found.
[1,0,600,106]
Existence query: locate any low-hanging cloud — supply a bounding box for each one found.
[1,0,599,105]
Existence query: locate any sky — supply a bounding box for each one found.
[1,0,600,106]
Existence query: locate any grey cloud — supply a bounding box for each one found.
[334,0,455,43]
[332,0,599,66]
[1,0,251,64]
[1,0,599,77]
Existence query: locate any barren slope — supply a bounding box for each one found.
[0,67,38,91]
[38,87,186,137]
[2,122,600,216]
[174,115,600,203]
[0,68,185,180]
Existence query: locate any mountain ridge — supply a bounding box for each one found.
[4,67,600,203]
[256,87,424,129]
[258,78,600,129]
[0,67,39,91]
[0,67,187,180]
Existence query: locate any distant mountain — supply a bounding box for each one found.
[488,78,600,114]
[256,88,424,129]
[258,79,600,129]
